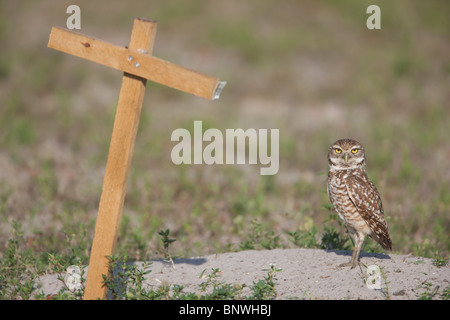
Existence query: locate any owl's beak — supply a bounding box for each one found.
[344,153,349,163]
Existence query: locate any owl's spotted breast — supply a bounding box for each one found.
[327,167,372,235]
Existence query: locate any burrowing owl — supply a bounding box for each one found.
[327,138,392,268]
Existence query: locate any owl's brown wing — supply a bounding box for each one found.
[345,174,392,251]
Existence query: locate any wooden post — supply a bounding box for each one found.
[47,17,225,300]
[83,18,156,300]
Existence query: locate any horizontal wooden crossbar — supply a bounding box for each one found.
[48,27,223,100]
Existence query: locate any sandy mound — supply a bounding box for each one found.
[35,248,449,300]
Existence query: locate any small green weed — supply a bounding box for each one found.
[288,227,320,249]
[440,286,450,300]
[197,268,244,300]
[158,229,177,268]
[320,212,352,250]
[240,219,281,250]
[320,225,351,251]
[418,282,441,300]
[379,265,391,300]
[248,264,281,300]
[432,253,448,268]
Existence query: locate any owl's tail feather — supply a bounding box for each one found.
[372,233,392,251]
[381,238,392,251]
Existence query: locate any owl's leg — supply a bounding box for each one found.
[349,232,365,268]
[340,231,364,268]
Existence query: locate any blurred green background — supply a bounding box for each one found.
[0,0,449,266]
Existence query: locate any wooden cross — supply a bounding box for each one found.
[47,17,225,300]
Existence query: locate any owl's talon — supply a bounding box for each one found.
[338,262,353,268]
[338,260,360,269]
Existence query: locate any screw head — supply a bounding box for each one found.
[128,56,133,61]
[135,62,140,68]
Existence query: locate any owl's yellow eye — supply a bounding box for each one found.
[335,148,342,154]
[351,148,358,154]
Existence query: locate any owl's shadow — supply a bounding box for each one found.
[327,249,391,260]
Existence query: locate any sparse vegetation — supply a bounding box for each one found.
[39,255,283,300]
